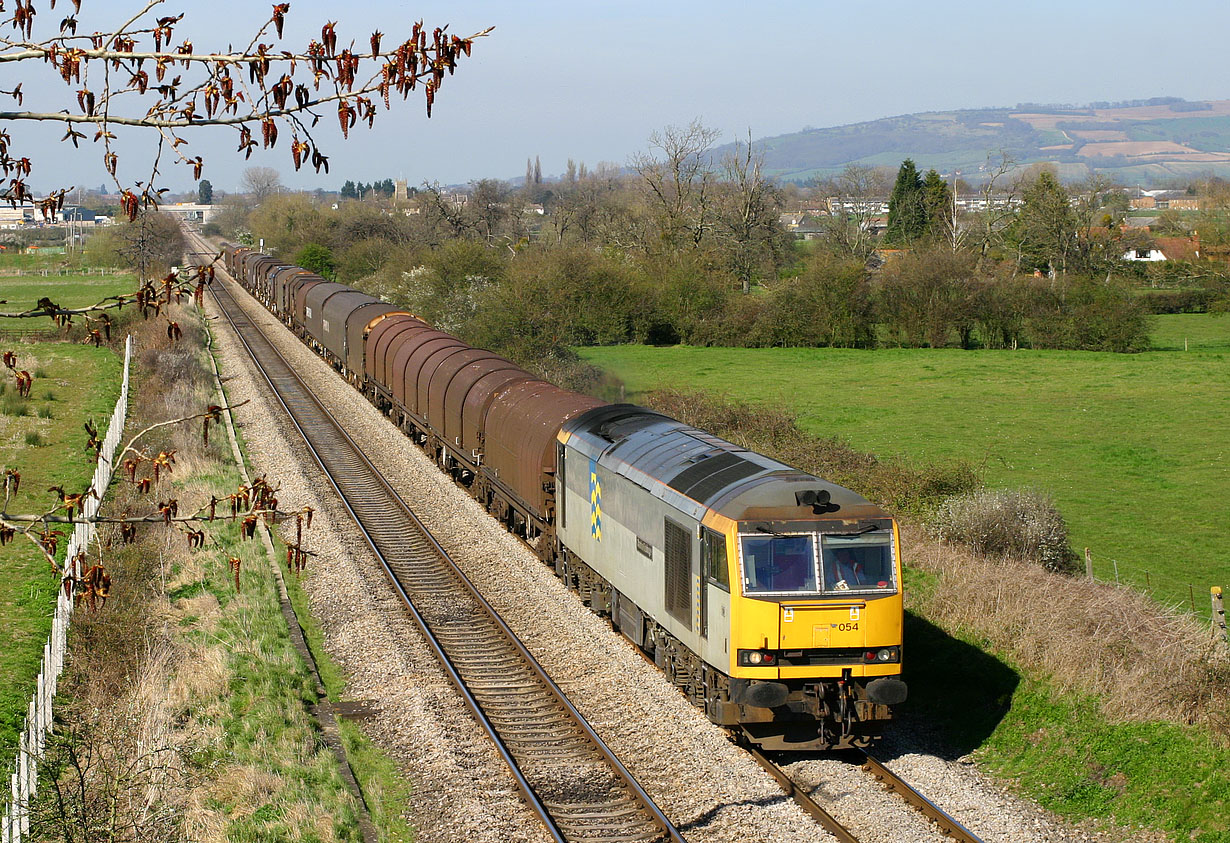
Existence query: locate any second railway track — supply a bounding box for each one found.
[204,255,683,843]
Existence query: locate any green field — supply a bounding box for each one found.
[0,342,122,762]
[581,313,1230,608]
[0,273,135,330]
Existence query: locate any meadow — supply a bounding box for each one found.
[0,341,121,762]
[0,251,135,329]
[581,312,1230,610]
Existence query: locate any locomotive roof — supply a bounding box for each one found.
[561,405,886,525]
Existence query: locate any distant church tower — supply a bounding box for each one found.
[394,179,408,203]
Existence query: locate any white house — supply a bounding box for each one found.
[1123,247,1167,262]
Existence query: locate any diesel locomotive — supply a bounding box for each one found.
[219,243,908,750]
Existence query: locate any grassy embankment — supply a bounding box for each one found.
[581,312,1230,841]
[15,302,416,841]
[581,312,1229,609]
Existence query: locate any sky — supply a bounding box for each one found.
[8,0,1230,195]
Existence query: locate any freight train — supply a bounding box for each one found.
[219,243,908,751]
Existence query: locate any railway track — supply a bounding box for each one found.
[747,743,985,843]
[193,232,988,843]
[200,248,684,843]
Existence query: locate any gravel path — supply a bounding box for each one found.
[205,272,1161,843]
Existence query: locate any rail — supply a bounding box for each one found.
[857,750,983,842]
[744,743,985,843]
[203,251,683,843]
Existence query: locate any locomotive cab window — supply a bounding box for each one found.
[702,529,729,592]
[740,534,817,594]
[821,533,896,593]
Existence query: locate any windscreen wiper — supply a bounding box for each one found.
[755,525,789,538]
[825,523,880,537]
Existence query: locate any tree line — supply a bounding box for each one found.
[208,129,1230,387]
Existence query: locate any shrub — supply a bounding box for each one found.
[24,430,45,446]
[37,405,53,419]
[928,487,1078,573]
[1138,288,1214,314]
[41,389,56,401]
[294,243,336,278]
[1,395,29,416]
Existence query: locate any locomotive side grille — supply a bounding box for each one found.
[663,518,692,628]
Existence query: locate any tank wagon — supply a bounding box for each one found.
[221,245,908,750]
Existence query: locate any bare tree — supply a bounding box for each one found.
[714,132,785,292]
[0,2,490,220]
[630,119,720,249]
[116,210,184,281]
[821,164,885,261]
[970,151,1021,269]
[241,166,283,203]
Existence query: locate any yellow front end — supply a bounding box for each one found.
[722,520,907,750]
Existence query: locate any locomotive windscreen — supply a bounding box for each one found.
[820,534,895,592]
[740,534,817,594]
[739,531,897,596]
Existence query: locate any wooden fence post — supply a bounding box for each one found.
[1214,587,1227,645]
[1084,547,1093,580]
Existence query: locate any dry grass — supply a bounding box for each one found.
[906,526,1230,734]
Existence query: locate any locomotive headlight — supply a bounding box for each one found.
[738,649,777,666]
[876,648,892,662]
[863,647,900,664]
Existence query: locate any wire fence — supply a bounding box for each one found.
[1,334,131,843]
[1083,547,1228,645]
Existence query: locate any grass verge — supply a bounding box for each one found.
[904,603,1230,843]
[209,316,417,842]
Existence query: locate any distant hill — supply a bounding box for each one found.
[745,98,1230,185]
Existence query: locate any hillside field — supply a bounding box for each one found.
[580,313,1229,610]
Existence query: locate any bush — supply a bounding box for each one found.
[37,405,53,419]
[928,487,1078,573]
[295,243,335,278]
[1138,288,1214,314]
[24,430,45,446]
[1,395,29,416]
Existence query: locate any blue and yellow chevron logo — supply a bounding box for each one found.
[589,459,602,541]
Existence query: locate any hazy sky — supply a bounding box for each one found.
[11,0,1230,194]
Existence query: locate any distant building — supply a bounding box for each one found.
[1122,236,1200,262]
[160,202,219,222]
[0,204,34,228]
[60,207,97,223]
